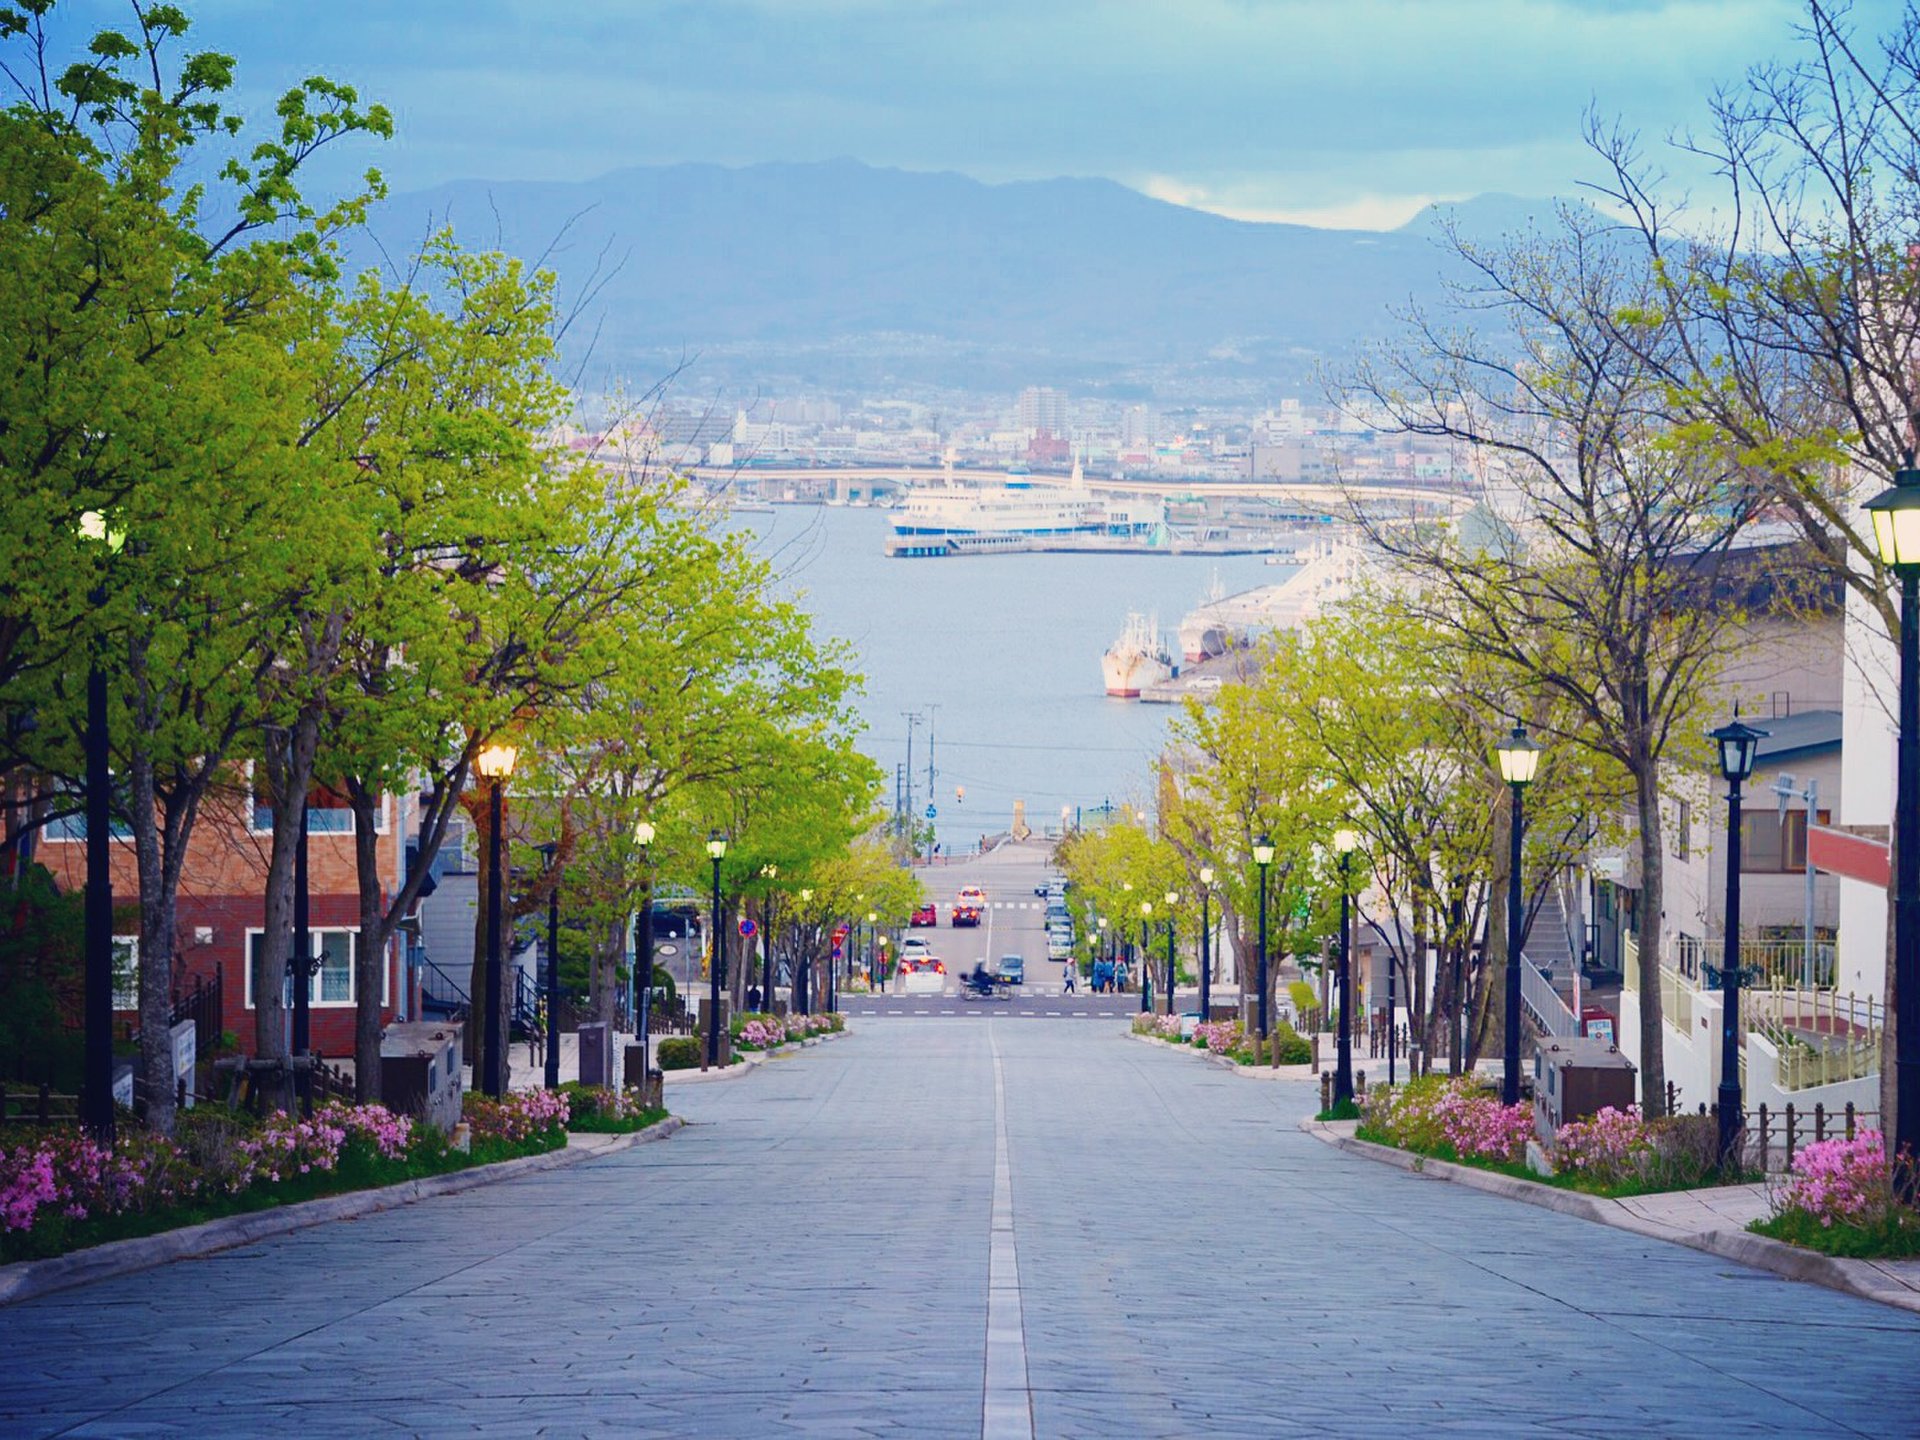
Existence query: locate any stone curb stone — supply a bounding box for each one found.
[0,1115,686,1310]
[664,1026,848,1084]
[1125,1028,1319,1080]
[1299,1117,1920,1317]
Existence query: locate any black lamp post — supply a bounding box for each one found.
[1495,721,1542,1106]
[78,512,122,1143]
[1163,889,1179,1016]
[1138,900,1153,1013]
[1333,827,1358,1105]
[1867,468,1920,1200]
[760,864,780,1011]
[475,741,519,1098]
[1710,716,1767,1170]
[867,909,881,992]
[540,840,563,1091]
[631,821,655,1087]
[705,830,728,1071]
[291,798,313,1116]
[796,887,814,1012]
[1253,835,1275,1042]
[1198,866,1214,1021]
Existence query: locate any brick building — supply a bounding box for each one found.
[35,779,410,1059]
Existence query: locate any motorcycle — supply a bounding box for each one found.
[958,971,1012,1002]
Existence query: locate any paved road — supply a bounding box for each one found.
[4,1021,1917,1437]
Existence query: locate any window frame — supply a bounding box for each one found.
[243,928,390,1010]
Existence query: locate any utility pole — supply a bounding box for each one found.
[901,710,921,847]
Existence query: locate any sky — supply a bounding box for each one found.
[27,0,1913,229]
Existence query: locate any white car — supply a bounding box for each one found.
[898,957,946,995]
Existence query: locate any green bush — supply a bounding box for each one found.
[1270,1022,1311,1065]
[656,1037,701,1070]
[1288,980,1317,1016]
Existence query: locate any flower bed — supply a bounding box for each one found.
[731,1011,845,1052]
[1132,1014,1312,1066]
[1356,1079,1734,1196]
[0,1089,580,1265]
[558,1084,667,1134]
[1749,1131,1920,1258]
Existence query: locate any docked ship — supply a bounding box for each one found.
[1175,539,1359,661]
[1102,613,1174,698]
[889,453,1102,555]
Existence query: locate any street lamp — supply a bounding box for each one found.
[797,888,815,1012]
[1494,720,1542,1106]
[474,742,519,1098]
[1253,835,1276,1043]
[1198,866,1215,1021]
[760,863,779,1012]
[1868,467,1920,1198]
[1163,889,1179,1017]
[631,820,656,1085]
[77,512,124,1143]
[539,842,562,1091]
[1138,899,1154,1012]
[1333,827,1359,1106]
[1709,716,1768,1170]
[866,909,880,990]
[705,829,728,1071]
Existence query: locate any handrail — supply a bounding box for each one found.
[1520,954,1578,1037]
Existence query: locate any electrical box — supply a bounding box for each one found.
[578,1022,612,1087]
[1534,1035,1637,1143]
[380,1022,464,1132]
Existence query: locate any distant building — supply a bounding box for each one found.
[1017,386,1068,437]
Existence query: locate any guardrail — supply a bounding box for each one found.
[1745,984,1882,1091]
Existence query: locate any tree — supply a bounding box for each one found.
[0,0,389,1132]
[1342,204,1789,1113]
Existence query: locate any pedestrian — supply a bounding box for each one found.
[1063,962,1077,996]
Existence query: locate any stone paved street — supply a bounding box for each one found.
[3,1019,1918,1437]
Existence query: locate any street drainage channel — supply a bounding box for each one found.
[984,1023,1035,1440]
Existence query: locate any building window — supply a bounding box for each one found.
[1741,809,1833,873]
[245,930,382,1008]
[112,936,139,1010]
[40,785,134,842]
[249,771,384,836]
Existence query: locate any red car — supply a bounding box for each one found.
[910,902,938,927]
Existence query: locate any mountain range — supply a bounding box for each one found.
[356,159,1571,396]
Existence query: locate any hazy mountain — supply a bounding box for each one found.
[357,160,1570,394]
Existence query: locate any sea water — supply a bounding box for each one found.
[740,505,1296,851]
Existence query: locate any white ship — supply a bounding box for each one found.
[891,451,1102,546]
[1102,613,1174,698]
[1176,539,1359,661]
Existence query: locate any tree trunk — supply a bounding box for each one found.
[1410,891,1429,1078]
[350,787,385,1104]
[258,716,320,1102]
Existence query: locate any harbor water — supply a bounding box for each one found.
[740,505,1297,850]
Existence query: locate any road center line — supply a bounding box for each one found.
[983,1025,1034,1440]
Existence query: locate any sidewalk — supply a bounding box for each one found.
[1304,1117,1920,1316]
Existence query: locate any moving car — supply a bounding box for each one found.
[1046,933,1073,960]
[909,901,938,927]
[995,955,1024,985]
[952,884,987,927]
[898,956,946,995]
[901,937,933,959]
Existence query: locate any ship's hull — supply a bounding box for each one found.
[1102,647,1172,698]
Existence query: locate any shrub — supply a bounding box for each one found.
[1362,1075,1531,1165]
[1552,1106,1650,1189]
[1269,1022,1311,1065]
[559,1083,649,1127]
[1773,1131,1892,1228]
[656,1036,701,1070]
[462,1089,569,1145]
[735,1016,787,1051]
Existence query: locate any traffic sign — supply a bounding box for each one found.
[738,918,758,939]
[925,804,937,819]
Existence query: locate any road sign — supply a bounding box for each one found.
[925,804,937,819]
[738,918,758,939]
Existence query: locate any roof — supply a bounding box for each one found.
[1750,709,1842,761]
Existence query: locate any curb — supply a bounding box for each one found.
[662,1027,849,1084]
[0,1116,685,1311]
[1126,1029,1319,1081]
[1299,1118,1920,1317]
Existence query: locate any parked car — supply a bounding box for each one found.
[995,955,1025,985]
[909,901,938,927]
[1046,934,1073,960]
